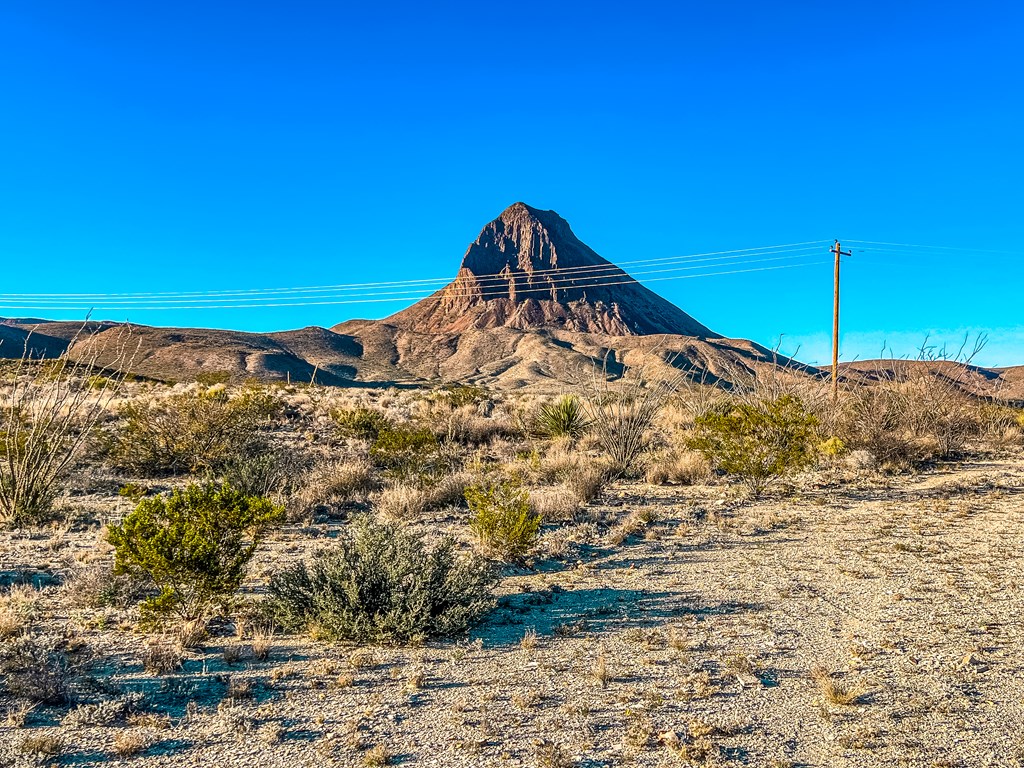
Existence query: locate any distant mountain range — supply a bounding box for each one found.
[2,203,1020,398]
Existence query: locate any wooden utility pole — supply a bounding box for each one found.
[831,240,851,401]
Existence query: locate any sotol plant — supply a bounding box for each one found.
[534,395,591,439]
[107,482,284,624]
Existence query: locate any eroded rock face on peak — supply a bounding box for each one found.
[380,203,719,338]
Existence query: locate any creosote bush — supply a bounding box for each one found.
[466,480,541,562]
[106,385,280,475]
[332,407,391,441]
[369,424,452,481]
[265,517,497,644]
[107,482,284,624]
[688,395,818,497]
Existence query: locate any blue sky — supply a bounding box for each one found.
[1,1,1021,366]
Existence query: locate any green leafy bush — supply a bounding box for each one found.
[436,384,488,408]
[331,407,391,441]
[369,424,448,481]
[688,395,818,497]
[107,482,284,624]
[534,395,591,439]
[106,386,281,475]
[465,480,540,562]
[265,517,496,644]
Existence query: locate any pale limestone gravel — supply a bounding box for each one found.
[2,459,1023,767]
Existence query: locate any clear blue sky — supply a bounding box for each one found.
[2,1,1022,366]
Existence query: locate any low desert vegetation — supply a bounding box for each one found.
[0,339,1020,766]
[107,481,284,624]
[265,517,497,644]
[688,394,818,497]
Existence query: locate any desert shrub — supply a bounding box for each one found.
[1,330,132,526]
[688,395,818,497]
[106,386,281,475]
[534,395,591,440]
[0,634,83,704]
[838,387,932,469]
[264,517,497,644]
[466,480,541,562]
[218,450,299,499]
[369,424,448,480]
[436,384,488,409]
[61,562,148,610]
[332,406,391,441]
[106,482,284,624]
[194,371,232,386]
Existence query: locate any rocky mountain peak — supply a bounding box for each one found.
[380,203,719,338]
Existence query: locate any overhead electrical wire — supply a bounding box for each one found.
[0,258,832,311]
[0,240,833,301]
[2,248,828,307]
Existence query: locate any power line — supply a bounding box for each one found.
[0,240,831,300]
[1,249,827,307]
[0,259,831,312]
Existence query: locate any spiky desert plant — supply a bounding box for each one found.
[534,395,591,439]
[1,325,135,526]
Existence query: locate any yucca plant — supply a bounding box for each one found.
[534,395,591,439]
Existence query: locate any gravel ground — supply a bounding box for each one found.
[1,458,1023,768]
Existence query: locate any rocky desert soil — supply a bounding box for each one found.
[2,449,1021,768]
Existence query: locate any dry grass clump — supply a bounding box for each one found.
[364,744,392,766]
[0,584,38,638]
[372,482,429,519]
[112,729,152,757]
[810,665,871,705]
[251,625,275,661]
[645,450,713,485]
[291,457,377,520]
[529,485,580,521]
[19,732,64,758]
[565,461,607,504]
[142,641,184,675]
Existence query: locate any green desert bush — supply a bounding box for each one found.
[107,482,284,624]
[534,395,591,440]
[688,395,818,497]
[465,480,541,562]
[106,386,281,476]
[435,384,488,409]
[264,517,497,644]
[369,424,450,481]
[331,406,391,441]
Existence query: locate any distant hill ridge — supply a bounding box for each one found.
[3,204,1021,397]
